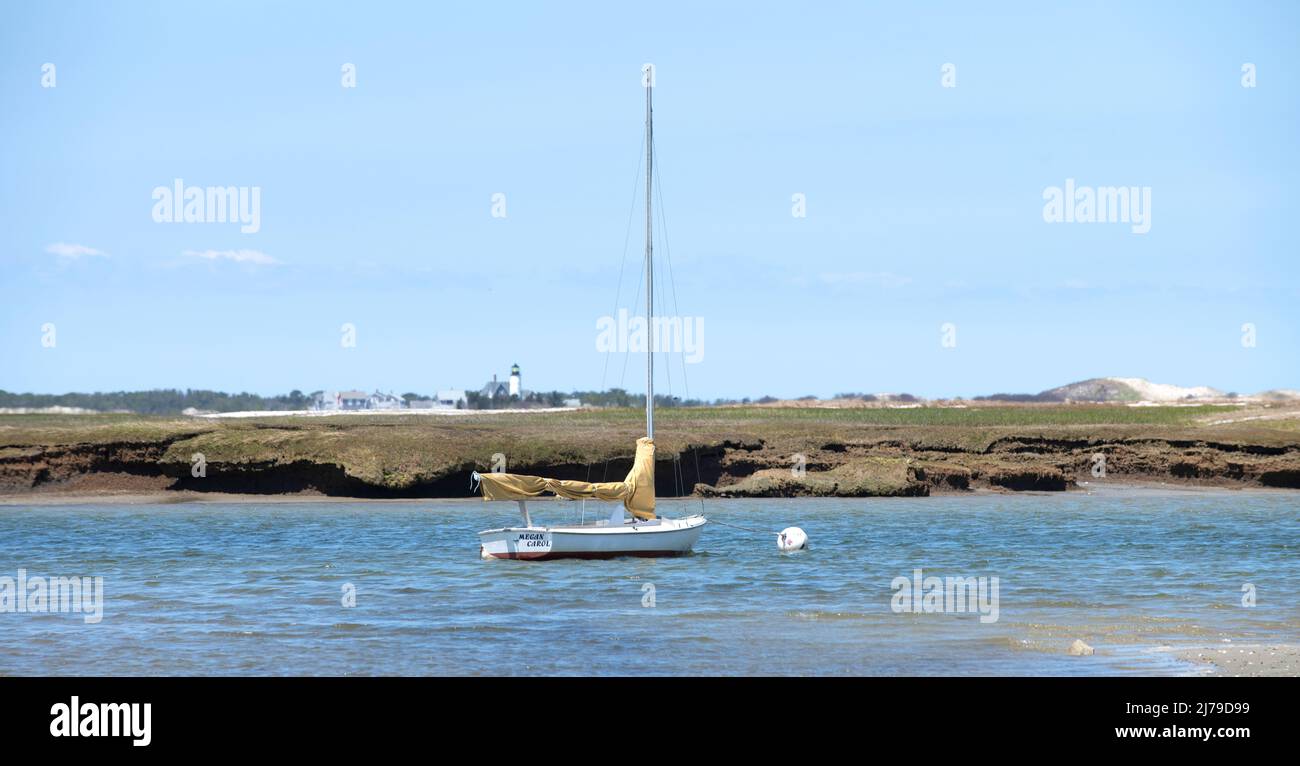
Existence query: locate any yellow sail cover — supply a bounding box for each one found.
[475,437,656,520]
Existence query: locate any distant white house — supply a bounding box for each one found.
[369,391,405,410]
[339,390,369,410]
[479,375,510,400]
[312,390,364,411]
[437,389,467,409]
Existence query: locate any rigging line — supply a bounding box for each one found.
[608,243,646,497]
[668,442,679,497]
[644,153,686,509]
[618,134,652,409]
[652,126,707,513]
[598,124,648,395]
[696,442,707,507]
[645,135,674,412]
[656,208,673,407]
[619,128,653,407]
[694,447,705,512]
[617,247,647,402]
[605,122,655,390]
[652,140,692,405]
[651,213,678,509]
[675,452,686,498]
[587,125,646,488]
[653,238,687,503]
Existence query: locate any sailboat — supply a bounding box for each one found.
[471,68,707,560]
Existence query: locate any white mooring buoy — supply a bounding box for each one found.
[777,527,808,552]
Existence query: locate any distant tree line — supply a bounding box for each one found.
[974,393,1063,403]
[833,392,919,402]
[0,389,313,414]
[466,388,729,410]
[1,388,925,414]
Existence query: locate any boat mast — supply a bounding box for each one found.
[644,67,654,440]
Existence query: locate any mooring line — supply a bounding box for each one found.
[706,517,777,536]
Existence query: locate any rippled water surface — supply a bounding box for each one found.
[1,489,1296,675]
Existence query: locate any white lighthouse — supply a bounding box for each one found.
[509,363,521,397]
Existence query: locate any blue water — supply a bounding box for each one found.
[1,489,1296,675]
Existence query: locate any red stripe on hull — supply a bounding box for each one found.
[488,549,689,561]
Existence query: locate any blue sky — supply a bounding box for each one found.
[1,1,1296,400]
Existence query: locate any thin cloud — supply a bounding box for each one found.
[182,249,280,265]
[818,271,913,289]
[46,242,108,258]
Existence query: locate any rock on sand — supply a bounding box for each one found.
[1067,639,1094,656]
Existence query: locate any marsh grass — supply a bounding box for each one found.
[0,404,1291,490]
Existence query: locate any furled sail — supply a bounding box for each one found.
[473,437,656,520]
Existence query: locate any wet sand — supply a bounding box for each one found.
[2,479,1292,507]
[1174,644,1300,677]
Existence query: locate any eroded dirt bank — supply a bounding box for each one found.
[3,427,1298,500]
[693,435,1300,496]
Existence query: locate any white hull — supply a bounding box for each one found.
[478,514,706,560]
